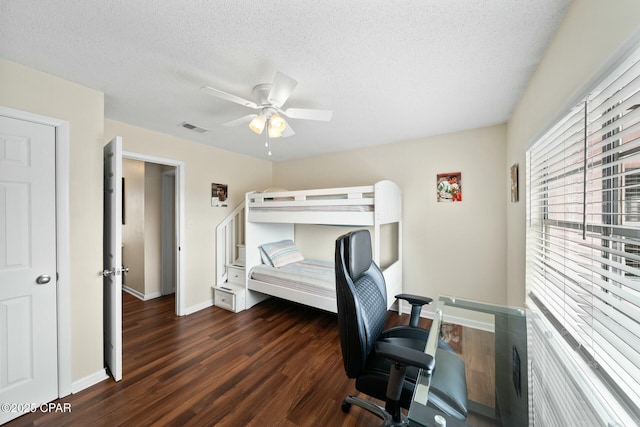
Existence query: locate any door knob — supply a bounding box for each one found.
[36,274,51,285]
[102,268,115,277]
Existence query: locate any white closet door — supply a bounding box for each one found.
[0,115,58,423]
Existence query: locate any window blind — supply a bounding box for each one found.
[526,43,640,424]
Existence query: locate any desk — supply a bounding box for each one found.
[408,296,528,427]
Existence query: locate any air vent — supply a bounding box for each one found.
[179,122,209,133]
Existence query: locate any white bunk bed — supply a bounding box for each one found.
[243,180,403,313]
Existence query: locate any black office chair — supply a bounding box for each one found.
[335,230,468,425]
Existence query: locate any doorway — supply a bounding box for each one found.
[121,151,185,316]
[103,146,185,382]
[121,159,177,301]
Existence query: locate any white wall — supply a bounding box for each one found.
[506,0,640,306]
[274,124,508,305]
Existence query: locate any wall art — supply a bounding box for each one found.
[211,183,228,207]
[511,163,519,202]
[437,172,462,202]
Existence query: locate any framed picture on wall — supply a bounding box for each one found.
[511,163,519,202]
[437,172,462,202]
[122,177,126,224]
[211,183,228,207]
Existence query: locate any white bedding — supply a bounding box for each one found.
[249,259,335,298]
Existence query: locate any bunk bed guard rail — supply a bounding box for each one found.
[246,180,401,226]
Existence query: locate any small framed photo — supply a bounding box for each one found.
[211,183,228,207]
[511,163,519,203]
[437,172,462,202]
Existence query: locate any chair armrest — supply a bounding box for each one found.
[395,294,433,328]
[375,341,435,374]
[395,294,433,306]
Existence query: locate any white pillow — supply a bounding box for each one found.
[259,247,274,266]
[259,240,305,268]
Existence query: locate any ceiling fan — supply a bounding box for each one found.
[201,71,332,141]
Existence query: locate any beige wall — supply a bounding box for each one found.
[144,162,163,296]
[0,59,105,381]
[274,124,508,304]
[104,119,273,309]
[122,160,172,297]
[122,158,145,294]
[506,0,640,306]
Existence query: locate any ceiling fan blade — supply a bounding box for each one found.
[282,122,295,138]
[268,72,298,107]
[283,108,333,121]
[223,114,256,127]
[201,86,259,109]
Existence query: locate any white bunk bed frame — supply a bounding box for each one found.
[243,180,403,313]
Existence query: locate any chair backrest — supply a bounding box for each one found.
[335,230,388,378]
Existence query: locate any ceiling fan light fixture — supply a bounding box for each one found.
[201,71,330,152]
[269,113,287,133]
[268,126,282,138]
[249,115,266,134]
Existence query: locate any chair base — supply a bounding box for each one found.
[342,395,410,427]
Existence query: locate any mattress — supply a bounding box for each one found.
[249,259,335,298]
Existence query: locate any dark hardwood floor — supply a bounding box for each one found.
[6,292,497,427]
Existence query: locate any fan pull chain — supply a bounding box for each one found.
[265,118,272,156]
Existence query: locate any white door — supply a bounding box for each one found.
[0,116,58,424]
[103,137,122,381]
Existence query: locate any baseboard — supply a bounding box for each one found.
[397,302,435,319]
[443,312,494,333]
[144,291,162,300]
[124,285,207,315]
[184,298,214,315]
[122,285,144,300]
[123,285,162,301]
[71,369,109,394]
[397,302,494,332]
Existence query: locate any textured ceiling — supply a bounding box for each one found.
[0,0,571,161]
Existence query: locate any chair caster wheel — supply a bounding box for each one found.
[341,400,351,413]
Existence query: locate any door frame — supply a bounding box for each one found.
[122,151,186,315]
[0,106,71,397]
[161,169,176,296]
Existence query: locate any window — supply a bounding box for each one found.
[526,43,640,422]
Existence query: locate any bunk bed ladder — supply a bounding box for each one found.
[215,201,245,286]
